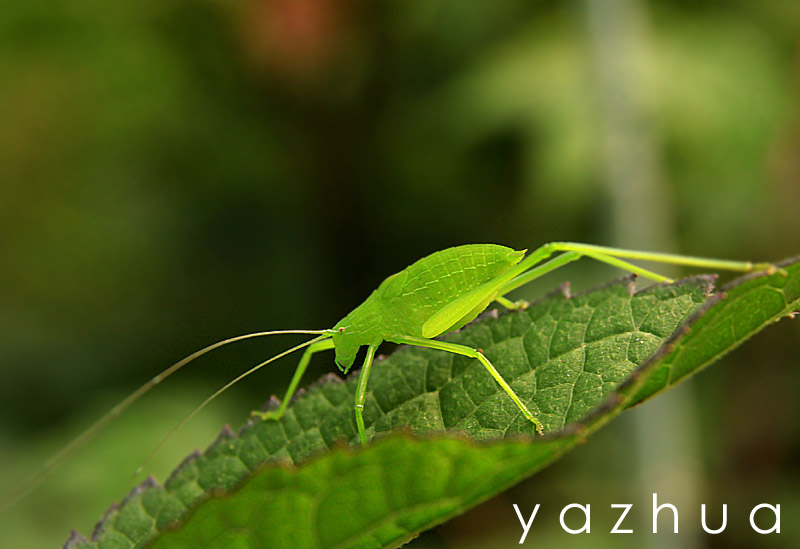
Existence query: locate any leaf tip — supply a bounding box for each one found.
[63,530,90,549]
[309,372,345,389]
[209,425,236,450]
[259,395,282,413]
[119,476,160,508]
[165,450,202,486]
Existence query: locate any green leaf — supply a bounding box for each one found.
[65,259,800,549]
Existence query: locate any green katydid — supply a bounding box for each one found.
[253,241,775,443]
[2,241,777,510]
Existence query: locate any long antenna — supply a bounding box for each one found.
[1,329,332,512]
[133,333,331,477]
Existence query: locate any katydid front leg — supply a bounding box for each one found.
[252,338,336,421]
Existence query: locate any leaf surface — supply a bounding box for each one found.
[65,258,800,549]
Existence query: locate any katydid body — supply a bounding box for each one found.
[2,242,775,510]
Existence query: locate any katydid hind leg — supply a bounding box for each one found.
[253,338,336,421]
[541,242,767,274]
[501,245,673,296]
[500,241,771,300]
[396,336,543,435]
[579,251,672,282]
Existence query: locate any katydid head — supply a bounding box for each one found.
[331,324,360,373]
[331,288,387,373]
[331,308,383,373]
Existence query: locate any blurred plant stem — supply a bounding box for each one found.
[585,0,702,548]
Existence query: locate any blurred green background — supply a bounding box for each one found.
[1,0,799,547]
